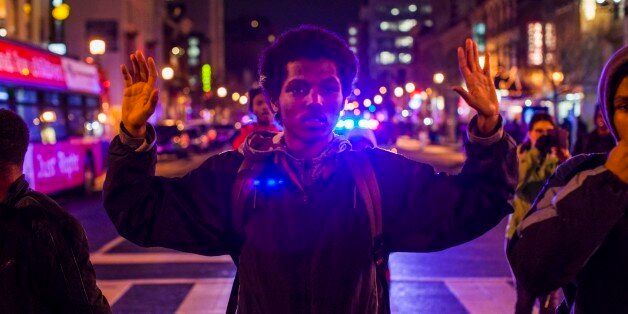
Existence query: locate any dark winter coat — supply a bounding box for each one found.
[0,177,110,314]
[104,117,517,313]
[507,45,628,313]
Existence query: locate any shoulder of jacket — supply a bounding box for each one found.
[14,192,80,233]
[552,153,607,183]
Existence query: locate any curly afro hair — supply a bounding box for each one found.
[0,109,29,169]
[258,25,358,104]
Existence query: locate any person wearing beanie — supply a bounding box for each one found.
[507,46,628,313]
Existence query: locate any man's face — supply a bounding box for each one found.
[529,120,554,146]
[252,93,273,125]
[596,111,607,129]
[273,59,344,143]
[614,77,628,141]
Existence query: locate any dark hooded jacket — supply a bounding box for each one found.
[507,46,628,313]
[104,116,517,313]
[0,176,110,313]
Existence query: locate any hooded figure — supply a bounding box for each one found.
[507,46,628,313]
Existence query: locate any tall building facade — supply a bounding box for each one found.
[64,0,164,124]
[161,0,225,121]
[0,0,50,45]
[414,0,627,141]
[361,0,430,85]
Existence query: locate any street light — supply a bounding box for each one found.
[552,71,565,85]
[239,95,248,105]
[89,39,106,55]
[433,73,445,84]
[51,3,70,21]
[394,87,404,97]
[374,94,383,105]
[404,82,416,93]
[217,87,228,98]
[161,67,174,80]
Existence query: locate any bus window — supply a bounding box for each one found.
[86,96,99,107]
[0,86,9,103]
[16,105,41,142]
[0,86,8,110]
[67,108,86,136]
[44,92,62,106]
[43,107,68,141]
[15,89,37,104]
[68,94,82,107]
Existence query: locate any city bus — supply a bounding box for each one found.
[0,38,109,194]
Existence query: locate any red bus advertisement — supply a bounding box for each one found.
[0,38,109,194]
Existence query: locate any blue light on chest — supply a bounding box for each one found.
[253,178,285,188]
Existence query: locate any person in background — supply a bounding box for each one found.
[0,109,110,313]
[232,87,281,149]
[573,105,615,155]
[508,45,628,313]
[505,112,570,312]
[504,113,526,144]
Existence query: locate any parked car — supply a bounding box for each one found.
[155,120,189,160]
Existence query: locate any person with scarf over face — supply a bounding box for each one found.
[104,26,517,313]
[508,46,628,313]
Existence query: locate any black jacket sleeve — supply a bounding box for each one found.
[507,155,628,295]
[375,118,517,252]
[103,132,243,256]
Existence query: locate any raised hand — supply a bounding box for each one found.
[121,51,159,138]
[453,39,500,134]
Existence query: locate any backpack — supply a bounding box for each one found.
[226,150,388,314]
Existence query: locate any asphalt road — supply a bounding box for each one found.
[57,145,517,313]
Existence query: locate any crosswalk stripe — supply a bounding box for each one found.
[444,279,516,314]
[176,279,235,313]
[391,275,512,282]
[90,253,232,264]
[98,281,132,306]
[98,277,516,312]
[94,236,126,254]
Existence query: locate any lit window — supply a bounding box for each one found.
[528,22,544,66]
[399,53,412,64]
[377,51,396,65]
[398,19,418,32]
[380,21,390,31]
[395,36,413,47]
[424,20,434,28]
[545,23,556,64]
[582,0,596,21]
[408,4,418,12]
[349,37,357,45]
[391,8,400,16]
[348,27,357,36]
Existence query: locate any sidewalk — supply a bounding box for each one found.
[395,137,466,173]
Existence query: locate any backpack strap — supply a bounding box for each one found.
[341,150,389,312]
[227,150,387,314]
[227,155,271,314]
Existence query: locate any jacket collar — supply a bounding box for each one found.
[239,131,352,188]
[0,175,29,209]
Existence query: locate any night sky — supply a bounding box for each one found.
[225,0,364,37]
